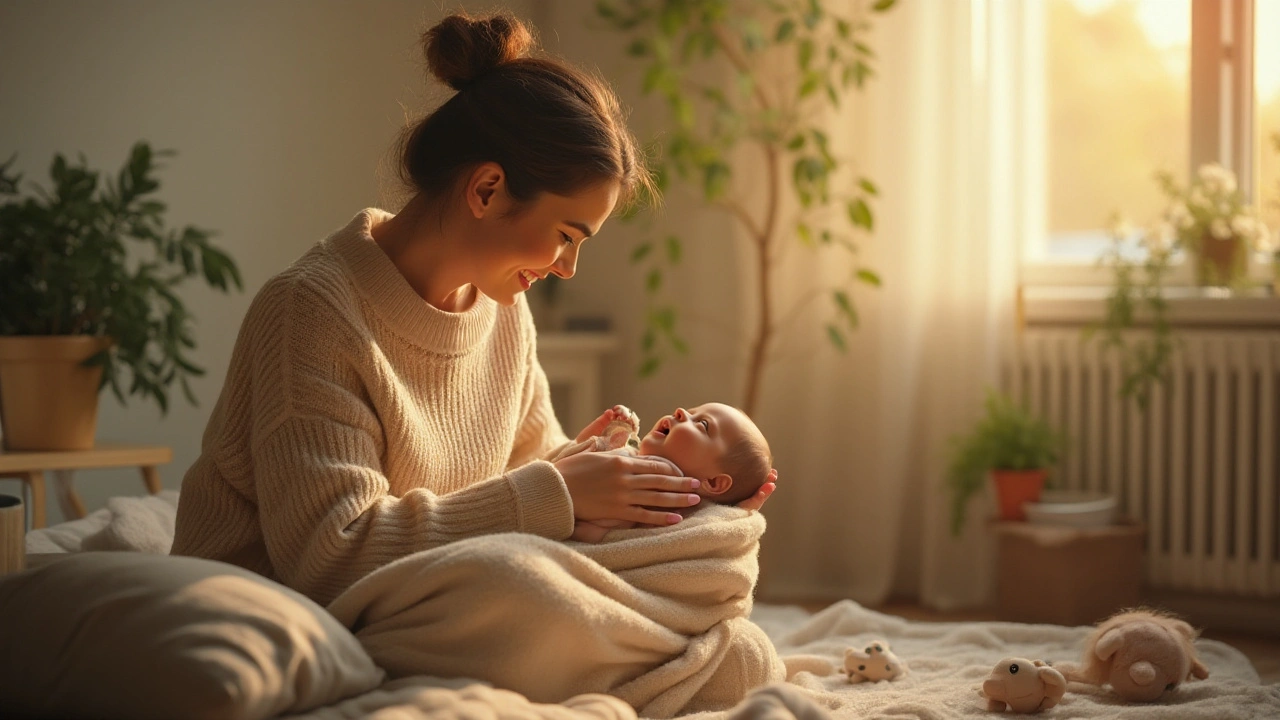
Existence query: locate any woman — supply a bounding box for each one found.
[171,12,774,606]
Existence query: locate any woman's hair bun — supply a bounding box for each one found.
[423,13,535,91]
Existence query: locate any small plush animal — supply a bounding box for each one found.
[980,657,1066,713]
[843,641,908,683]
[1058,608,1209,702]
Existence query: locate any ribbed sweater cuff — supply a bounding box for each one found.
[507,460,574,540]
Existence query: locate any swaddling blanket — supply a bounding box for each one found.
[325,505,784,718]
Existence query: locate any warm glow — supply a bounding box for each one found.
[1046,0,1191,255]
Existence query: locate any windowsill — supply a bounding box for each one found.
[1021,285,1280,328]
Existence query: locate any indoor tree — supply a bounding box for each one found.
[596,0,895,415]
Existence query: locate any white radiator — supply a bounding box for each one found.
[1006,328,1280,597]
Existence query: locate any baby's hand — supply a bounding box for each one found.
[574,404,638,442]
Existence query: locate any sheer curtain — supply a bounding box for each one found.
[758,0,1031,610]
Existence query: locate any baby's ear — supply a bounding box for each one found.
[702,473,733,495]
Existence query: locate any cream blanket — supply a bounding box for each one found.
[325,505,785,718]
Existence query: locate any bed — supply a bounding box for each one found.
[4,492,1278,719]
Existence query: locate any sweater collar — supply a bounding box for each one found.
[330,208,497,354]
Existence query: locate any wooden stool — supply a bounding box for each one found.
[0,445,172,528]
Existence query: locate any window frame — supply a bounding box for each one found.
[1020,0,1268,286]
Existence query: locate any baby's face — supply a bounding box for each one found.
[639,402,755,480]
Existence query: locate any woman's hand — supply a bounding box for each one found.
[555,451,700,526]
[736,468,778,512]
[574,404,636,442]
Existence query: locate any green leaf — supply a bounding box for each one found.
[631,241,653,263]
[855,268,882,287]
[799,72,821,98]
[659,5,683,36]
[665,235,682,264]
[847,198,873,230]
[826,323,847,351]
[836,18,851,39]
[797,222,813,246]
[646,268,663,293]
[798,39,815,70]
[703,161,730,200]
[834,290,858,328]
[775,18,796,42]
[595,1,618,21]
[859,178,879,195]
[627,39,649,57]
[786,134,806,151]
[639,356,661,377]
[872,0,897,11]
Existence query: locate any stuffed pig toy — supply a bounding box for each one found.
[980,657,1066,713]
[1059,609,1209,702]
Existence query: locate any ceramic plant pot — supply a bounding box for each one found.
[0,336,111,451]
[991,468,1048,522]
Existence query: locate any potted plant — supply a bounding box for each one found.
[945,390,1066,536]
[0,142,241,451]
[1093,163,1273,409]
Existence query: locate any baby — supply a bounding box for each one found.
[566,402,773,542]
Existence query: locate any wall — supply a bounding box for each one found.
[0,0,533,523]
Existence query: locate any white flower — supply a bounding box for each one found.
[1189,187,1208,209]
[1231,215,1253,237]
[1220,172,1237,195]
[1196,163,1238,196]
[1210,218,1232,240]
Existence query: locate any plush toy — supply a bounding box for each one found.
[843,641,908,683]
[596,405,640,451]
[980,657,1066,713]
[1058,609,1209,702]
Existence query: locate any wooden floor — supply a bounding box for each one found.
[782,600,1280,685]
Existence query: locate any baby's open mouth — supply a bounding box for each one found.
[655,418,672,436]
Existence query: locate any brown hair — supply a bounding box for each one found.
[717,429,773,506]
[398,12,654,214]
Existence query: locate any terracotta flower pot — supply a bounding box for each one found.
[991,469,1048,522]
[0,336,112,451]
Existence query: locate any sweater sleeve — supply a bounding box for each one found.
[253,414,569,605]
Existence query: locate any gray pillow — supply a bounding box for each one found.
[0,552,384,720]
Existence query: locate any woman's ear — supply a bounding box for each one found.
[701,473,733,495]
[466,162,505,219]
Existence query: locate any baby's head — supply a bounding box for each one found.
[639,402,772,506]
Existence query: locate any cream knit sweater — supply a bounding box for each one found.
[171,209,574,604]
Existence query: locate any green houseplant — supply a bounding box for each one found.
[595,0,894,415]
[1093,163,1273,409]
[946,391,1065,536]
[0,142,242,450]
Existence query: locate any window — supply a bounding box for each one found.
[1025,0,1278,273]
[1259,0,1280,234]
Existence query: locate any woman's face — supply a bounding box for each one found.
[469,175,620,306]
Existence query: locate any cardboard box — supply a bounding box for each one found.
[994,520,1146,626]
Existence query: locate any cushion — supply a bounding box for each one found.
[0,552,384,720]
